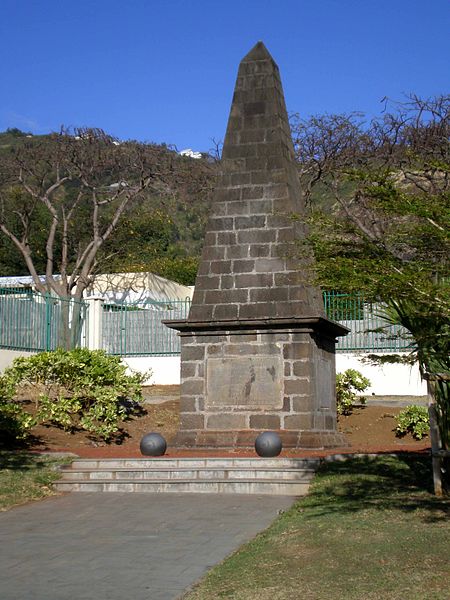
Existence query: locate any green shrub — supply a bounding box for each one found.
[395,405,430,440]
[336,369,371,415]
[0,373,36,441]
[2,348,149,441]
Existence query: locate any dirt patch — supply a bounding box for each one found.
[3,387,430,457]
[337,404,428,452]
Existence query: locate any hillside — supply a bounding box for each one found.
[0,129,217,285]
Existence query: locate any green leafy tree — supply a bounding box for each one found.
[292,95,449,487]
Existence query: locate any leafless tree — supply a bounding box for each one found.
[0,128,216,346]
[0,128,193,301]
[290,95,450,267]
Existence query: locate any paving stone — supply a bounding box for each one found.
[0,492,294,600]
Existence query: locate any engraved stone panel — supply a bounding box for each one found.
[206,355,283,409]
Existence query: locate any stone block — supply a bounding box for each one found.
[243,101,266,116]
[234,273,273,288]
[182,380,204,396]
[182,346,205,361]
[325,415,336,430]
[207,414,248,430]
[291,396,314,412]
[179,397,197,412]
[254,257,285,272]
[282,396,291,411]
[204,289,247,305]
[203,246,226,261]
[226,116,242,132]
[195,275,221,290]
[283,343,310,360]
[180,414,205,430]
[249,199,274,213]
[239,129,266,144]
[288,286,309,302]
[314,414,325,429]
[209,217,234,231]
[268,214,291,229]
[284,414,314,430]
[237,229,277,244]
[197,334,223,343]
[241,186,264,200]
[249,244,271,258]
[278,431,301,447]
[230,172,251,185]
[284,379,310,396]
[238,302,277,319]
[250,287,289,303]
[232,259,255,273]
[226,245,249,259]
[235,431,259,447]
[197,431,237,447]
[226,200,250,216]
[276,228,296,245]
[188,305,212,321]
[172,432,197,447]
[181,363,196,378]
[251,170,275,184]
[217,231,237,245]
[213,304,238,320]
[223,344,260,356]
[233,334,258,342]
[210,260,232,274]
[249,414,280,429]
[224,144,257,159]
[292,360,310,377]
[235,216,266,229]
[206,344,223,356]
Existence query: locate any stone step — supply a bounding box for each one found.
[54,457,318,495]
[68,457,318,470]
[54,478,312,496]
[59,466,315,482]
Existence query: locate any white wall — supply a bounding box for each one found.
[0,349,35,372]
[336,353,427,396]
[0,348,426,396]
[121,352,427,395]
[122,356,181,385]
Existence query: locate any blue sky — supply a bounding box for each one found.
[1,0,448,152]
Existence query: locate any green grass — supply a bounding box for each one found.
[0,451,71,511]
[185,455,450,600]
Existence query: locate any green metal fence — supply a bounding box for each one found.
[323,291,412,353]
[102,298,191,356]
[0,288,88,351]
[0,288,412,356]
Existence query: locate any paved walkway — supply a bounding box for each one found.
[0,492,294,600]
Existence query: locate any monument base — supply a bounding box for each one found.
[164,318,349,453]
[172,429,349,450]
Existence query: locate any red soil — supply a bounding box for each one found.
[12,390,429,459]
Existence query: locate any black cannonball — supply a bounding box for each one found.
[140,432,167,456]
[255,431,282,457]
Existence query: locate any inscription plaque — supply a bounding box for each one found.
[206,356,283,408]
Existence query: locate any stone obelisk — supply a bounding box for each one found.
[165,42,348,449]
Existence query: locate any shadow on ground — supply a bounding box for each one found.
[302,454,449,523]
